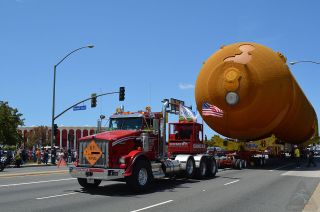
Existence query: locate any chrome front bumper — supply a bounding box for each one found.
[69,167,125,181]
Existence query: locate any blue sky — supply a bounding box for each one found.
[1,0,320,138]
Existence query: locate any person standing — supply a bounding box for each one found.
[36,149,41,164]
[307,149,316,167]
[51,147,56,165]
[44,149,49,165]
[294,145,301,168]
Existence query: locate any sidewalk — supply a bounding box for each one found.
[7,161,76,168]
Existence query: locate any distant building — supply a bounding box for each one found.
[18,126,98,150]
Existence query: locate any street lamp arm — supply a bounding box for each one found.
[55,45,94,67]
[290,60,320,65]
[51,44,94,149]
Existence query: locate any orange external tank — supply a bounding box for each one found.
[195,42,317,144]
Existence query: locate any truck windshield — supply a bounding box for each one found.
[109,118,143,130]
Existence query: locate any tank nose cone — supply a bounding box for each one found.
[224,67,241,94]
[207,62,249,108]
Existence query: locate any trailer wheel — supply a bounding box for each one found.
[77,178,101,189]
[241,160,247,169]
[126,159,152,192]
[237,159,242,170]
[234,159,242,170]
[206,157,217,178]
[184,157,195,178]
[196,159,207,179]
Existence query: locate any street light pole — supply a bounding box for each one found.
[51,45,94,149]
[290,60,320,65]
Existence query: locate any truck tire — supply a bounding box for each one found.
[206,157,217,178]
[184,157,195,178]
[0,163,4,172]
[196,159,207,179]
[238,159,243,170]
[77,178,101,189]
[126,160,152,192]
[235,159,242,170]
[241,160,247,169]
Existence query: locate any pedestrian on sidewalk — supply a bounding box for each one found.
[44,149,49,165]
[51,147,56,165]
[36,148,41,164]
[32,149,36,162]
[307,149,316,167]
[294,145,301,168]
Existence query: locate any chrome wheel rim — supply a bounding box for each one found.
[138,168,148,186]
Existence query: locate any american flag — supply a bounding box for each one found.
[202,102,223,117]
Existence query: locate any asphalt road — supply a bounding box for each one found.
[0,159,319,212]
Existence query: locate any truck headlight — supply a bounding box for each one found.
[119,156,125,164]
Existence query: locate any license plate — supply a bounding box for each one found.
[87,178,94,184]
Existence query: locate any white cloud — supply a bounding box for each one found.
[179,83,195,90]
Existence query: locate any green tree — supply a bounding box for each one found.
[26,126,49,149]
[0,101,24,146]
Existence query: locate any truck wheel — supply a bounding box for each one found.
[206,157,217,178]
[126,160,152,192]
[184,157,195,178]
[77,178,101,189]
[234,159,242,170]
[0,163,4,172]
[237,159,242,170]
[196,159,207,179]
[241,160,247,169]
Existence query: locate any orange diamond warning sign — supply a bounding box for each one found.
[84,140,103,166]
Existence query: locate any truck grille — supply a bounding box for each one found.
[78,139,108,168]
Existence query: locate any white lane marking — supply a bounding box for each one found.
[269,163,295,171]
[0,178,76,188]
[130,200,173,212]
[224,180,239,186]
[36,192,78,200]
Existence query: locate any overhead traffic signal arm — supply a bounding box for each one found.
[54,90,123,121]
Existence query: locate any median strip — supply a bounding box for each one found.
[130,200,173,212]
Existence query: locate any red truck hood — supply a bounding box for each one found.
[80,130,140,141]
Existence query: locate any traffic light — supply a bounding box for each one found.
[119,87,125,101]
[91,93,97,108]
[54,124,58,135]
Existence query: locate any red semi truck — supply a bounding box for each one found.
[70,100,217,191]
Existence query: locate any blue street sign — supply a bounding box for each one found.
[73,105,87,111]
